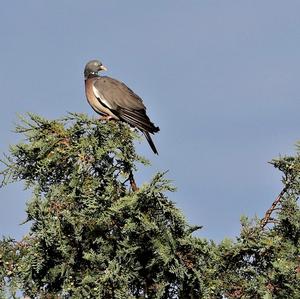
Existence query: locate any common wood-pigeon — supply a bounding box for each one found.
[84,59,160,154]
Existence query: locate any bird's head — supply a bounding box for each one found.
[84,60,107,79]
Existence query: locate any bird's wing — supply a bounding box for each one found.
[92,76,159,133]
[92,76,146,111]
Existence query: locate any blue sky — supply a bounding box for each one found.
[1,1,300,241]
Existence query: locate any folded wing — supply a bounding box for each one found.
[93,76,159,134]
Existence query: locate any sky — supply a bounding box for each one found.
[0,1,300,241]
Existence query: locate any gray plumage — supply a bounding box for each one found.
[84,60,160,154]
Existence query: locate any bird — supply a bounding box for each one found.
[84,59,160,154]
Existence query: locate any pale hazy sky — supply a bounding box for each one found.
[1,1,300,241]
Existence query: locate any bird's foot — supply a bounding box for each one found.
[99,115,116,121]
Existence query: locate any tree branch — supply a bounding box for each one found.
[129,169,139,192]
[260,186,288,229]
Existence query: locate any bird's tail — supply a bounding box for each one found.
[143,131,158,155]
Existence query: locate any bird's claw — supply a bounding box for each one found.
[99,115,115,121]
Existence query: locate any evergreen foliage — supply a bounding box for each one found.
[1,114,300,298]
[0,114,208,298]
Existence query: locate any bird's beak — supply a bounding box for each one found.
[100,65,107,71]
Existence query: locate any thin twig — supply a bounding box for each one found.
[129,169,139,192]
[260,186,288,229]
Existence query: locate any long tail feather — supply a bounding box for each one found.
[143,131,158,155]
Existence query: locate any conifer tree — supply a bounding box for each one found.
[208,150,300,298]
[0,114,208,298]
[1,113,300,298]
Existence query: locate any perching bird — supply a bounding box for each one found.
[84,59,160,154]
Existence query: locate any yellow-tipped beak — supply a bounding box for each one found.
[100,65,107,71]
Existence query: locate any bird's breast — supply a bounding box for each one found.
[85,78,119,119]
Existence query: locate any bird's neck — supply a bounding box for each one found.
[84,72,100,81]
